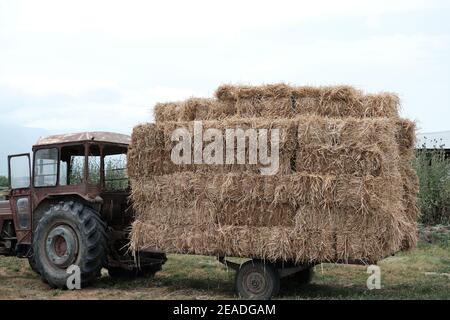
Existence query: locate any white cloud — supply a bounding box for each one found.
[0,75,119,97]
[1,0,447,39]
[121,86,204,106]
[3,103,148,133]
[0,32,448,132]
[297,34,449,67]
[366,15,382,30]
[0,85,201,133]
[0,0,449,134]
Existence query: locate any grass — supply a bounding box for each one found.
[0,235,448,300]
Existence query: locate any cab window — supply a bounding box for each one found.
[103,145,128,191]
[34,148,58,187]
[60,145,85,186]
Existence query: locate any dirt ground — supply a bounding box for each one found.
[0,236,449,300]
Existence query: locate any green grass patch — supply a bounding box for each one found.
[1,236,448,300]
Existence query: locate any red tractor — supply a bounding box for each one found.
[0,132,166,288]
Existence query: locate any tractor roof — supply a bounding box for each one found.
[34,131,131,147]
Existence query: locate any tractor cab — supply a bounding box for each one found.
[1,132,166,287]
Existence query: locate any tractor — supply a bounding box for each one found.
[0,132,166,288]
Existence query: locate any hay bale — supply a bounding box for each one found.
[395,119,419,249]
[292,87,399,118]
[154,102,182,122]
[153,98,236,123]
[180,98,224,121]
[214,83,296,119]
[297,116,397,147]
[296,146,384,176]
[213,84,399,119]
[131,220,220,256]
[295,116,400,176]
[396,119,417,157]
[362,93,400,118]
[128,118,297,177]
[220,84,293,118]
[182,98,236,121]
[292,85,363,118]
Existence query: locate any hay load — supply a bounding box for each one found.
[128,83,418,264]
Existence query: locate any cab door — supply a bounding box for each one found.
[8,153,32,246]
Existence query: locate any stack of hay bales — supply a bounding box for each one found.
[128,84,418,264]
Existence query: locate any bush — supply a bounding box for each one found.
[414,139,450,225]
[0,176,7,188]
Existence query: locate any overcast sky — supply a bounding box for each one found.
[0,0,449,174]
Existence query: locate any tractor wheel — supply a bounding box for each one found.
[32,201,107,289]
[235,260,280,300]
[27,252,41,275]
[28,253,49,283]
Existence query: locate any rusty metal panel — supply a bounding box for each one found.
[35,132,130,147]
[0,200,13,217]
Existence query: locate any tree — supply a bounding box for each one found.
[0,175,8,187]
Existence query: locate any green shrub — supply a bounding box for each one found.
[414,139,450,225]
[0,176,8,188]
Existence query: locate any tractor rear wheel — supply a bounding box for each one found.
[32,201,107,288]
[28,252,40,275]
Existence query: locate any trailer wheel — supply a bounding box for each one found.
[235,260,280,300]
[32,201,107,288]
